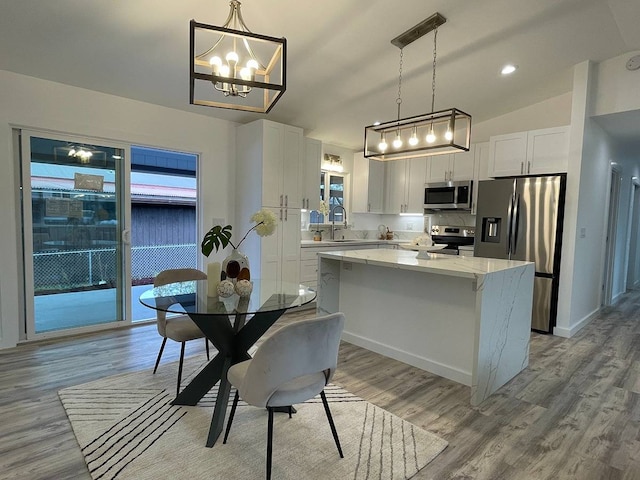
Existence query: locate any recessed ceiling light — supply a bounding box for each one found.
[501,64,518,75]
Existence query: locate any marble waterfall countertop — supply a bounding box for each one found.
[317,248,531,280]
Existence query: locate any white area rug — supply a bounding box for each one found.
[59,359,447,480]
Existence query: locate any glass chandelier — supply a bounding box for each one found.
[190,1,286,113]
[364,13,471,161]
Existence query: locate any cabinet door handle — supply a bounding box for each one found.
[520,162,524,174]
[450,170,453,181]
[285,208,288,221]
[280,194,283,207]
[285,195,288,207]
[368,203,371,212]
[527,161,531,174]
[306,198,309,209]
[279,209,283,221]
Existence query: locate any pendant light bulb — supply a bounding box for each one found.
[445,126,453,141]
[378,133,388,152]
[392,130,403,149]
[426,125,436,144]
[409,126,419,146]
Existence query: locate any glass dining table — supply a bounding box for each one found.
[139,279,316,447]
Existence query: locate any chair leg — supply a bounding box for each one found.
[153,338,167,374]
[266,407,274,480]
[223,390,240,444]
[320,390,343,458]
[205,338,210,361]
[176,342,186,397]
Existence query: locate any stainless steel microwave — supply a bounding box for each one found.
[424,180,473,210]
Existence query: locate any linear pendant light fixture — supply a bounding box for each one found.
[189,0,286,113]
[364,13,471,161]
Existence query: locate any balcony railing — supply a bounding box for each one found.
[33,244,197,294]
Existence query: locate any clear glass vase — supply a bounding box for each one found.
[222,248,250,282]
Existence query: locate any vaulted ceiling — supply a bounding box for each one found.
[1,0,639,149]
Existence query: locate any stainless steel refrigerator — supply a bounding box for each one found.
[474,175,566,333]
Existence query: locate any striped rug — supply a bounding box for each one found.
[59,359,447,480]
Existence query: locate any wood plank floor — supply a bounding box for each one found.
[3,291,640,479]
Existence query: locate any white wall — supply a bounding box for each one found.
[0,70,237,349]
[593,50,640,116]
[471,92,573,143]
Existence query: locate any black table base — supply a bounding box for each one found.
[172,306,288,447]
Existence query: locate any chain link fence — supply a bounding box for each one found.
[33,244,197,294]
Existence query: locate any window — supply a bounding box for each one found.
[310,171,346,224]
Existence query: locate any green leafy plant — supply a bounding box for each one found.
[201,224,233,257]
[201,208,278,257]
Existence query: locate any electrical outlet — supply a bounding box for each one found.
[580,227,586,238]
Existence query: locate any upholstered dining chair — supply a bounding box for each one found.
[223,312,346,480]
[153,268,209,396]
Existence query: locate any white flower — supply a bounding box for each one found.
[318,200,329,216]
[250,208,278,237]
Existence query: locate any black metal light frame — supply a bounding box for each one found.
[189,20,287,113]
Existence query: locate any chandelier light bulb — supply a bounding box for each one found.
[226,51,239,64]
[426,126,436,144]
[68,148,76,157]
[220,64,231,77]
[393,131,403,149]
[240,67,251,80]
[246,59,259,71]
[409,126,419,146]
[378,133,388,152]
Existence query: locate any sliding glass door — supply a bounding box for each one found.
[21,132,129,337]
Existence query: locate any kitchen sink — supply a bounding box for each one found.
[329,239,360,243]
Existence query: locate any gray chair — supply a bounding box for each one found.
[223,312,345,480]
[153,268,209,396]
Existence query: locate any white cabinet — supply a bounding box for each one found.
[352,152,384,213]
[384,157,426,214]
[471,142,489,215]
[426,151,475,183]
[489,126,569,177]
[235,119,303,286]
[260,208,301,286]
[406,157,427,213]
[385,160,407,214]
[300,243,383,290]
[302,137,322,211]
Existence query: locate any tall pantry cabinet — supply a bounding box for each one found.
[235,119,303,286]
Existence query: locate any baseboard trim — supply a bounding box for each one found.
[341,331,472,386]
[553,308,599,338]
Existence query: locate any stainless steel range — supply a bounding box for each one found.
[430,225,475,255]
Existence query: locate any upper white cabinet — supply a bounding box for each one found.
[384,160,406,214]
[489,126,569,177]
[426,151,475,183]
[302,138,322,211]
[352,152,384,213]
[471,142,489,215]
[241,120,303,209]
[384,157,426,214]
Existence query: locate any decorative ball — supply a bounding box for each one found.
[235,279,253,297]
[217,280,235,298]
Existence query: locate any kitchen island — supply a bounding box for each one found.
[317,249,534,405]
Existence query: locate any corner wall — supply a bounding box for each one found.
[0,70,237,349]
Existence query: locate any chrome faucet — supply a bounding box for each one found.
[330,205,347,240]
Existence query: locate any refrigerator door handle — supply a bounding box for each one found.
[506,195,514,256]
[512,193,521,254]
